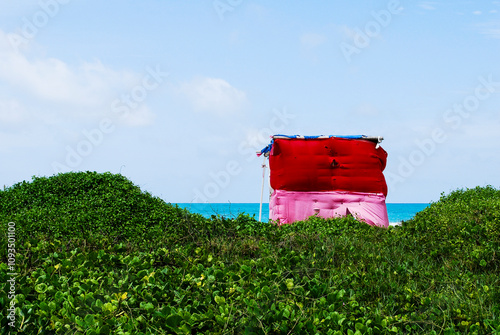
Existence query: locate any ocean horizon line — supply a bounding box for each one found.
[173,202,431,205]
[173,203,428,224]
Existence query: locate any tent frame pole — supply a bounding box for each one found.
[259,156,267,222]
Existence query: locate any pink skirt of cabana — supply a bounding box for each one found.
[270,189,389,228]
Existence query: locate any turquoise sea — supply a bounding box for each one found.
[175,203,429,225]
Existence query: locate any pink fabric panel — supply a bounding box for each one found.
[270,190,389,228]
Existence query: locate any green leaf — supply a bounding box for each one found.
[35,283,48,293]
[102,302,116,313]
[94,299,104,309]
[241,265,251,274]
[179,324,192,334]
[75,316,84,327]
[355,322,366,331]
[84,314,95,326]
[54,291,64,303]
[166,314,183,328]
[214,295,225,305]
[48,301,57,312]
[39,301,49,312]
[140,302,155,313]
[98,325,111,335]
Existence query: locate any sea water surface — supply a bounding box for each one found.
[175,203,429,225]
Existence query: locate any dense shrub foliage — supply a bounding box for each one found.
[0,172,499,334]
[0,172,196,245]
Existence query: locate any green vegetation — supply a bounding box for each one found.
[0,171,499,334]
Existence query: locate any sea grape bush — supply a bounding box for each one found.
[0,172,499,334]
[0,172,198,245]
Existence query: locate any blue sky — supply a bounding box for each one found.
[1,0,499,203]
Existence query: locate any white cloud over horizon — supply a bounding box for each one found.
[1,31,138,107]
[179,76,248,116]
[0,28,158,152]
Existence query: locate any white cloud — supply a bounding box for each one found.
[339,24,381,43]
[180,77,247,116]
[245,3,269,20]
[418,1,437,10]
[0,37,137,108]
[300,33,326,49]
[0,28,161,155]
[475,21,500,39]
[473,10,482,15]
[0,128,57,153]
[118,105,156,127]
[0,99,25,125]
[340,25,358,40]
[243,127,273,149]
[0,29,155,127]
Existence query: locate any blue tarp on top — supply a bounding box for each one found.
[258,135,381,156]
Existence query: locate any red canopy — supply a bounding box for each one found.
[269,137,388,196]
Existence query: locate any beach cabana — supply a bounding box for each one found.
[258,135,389,227]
